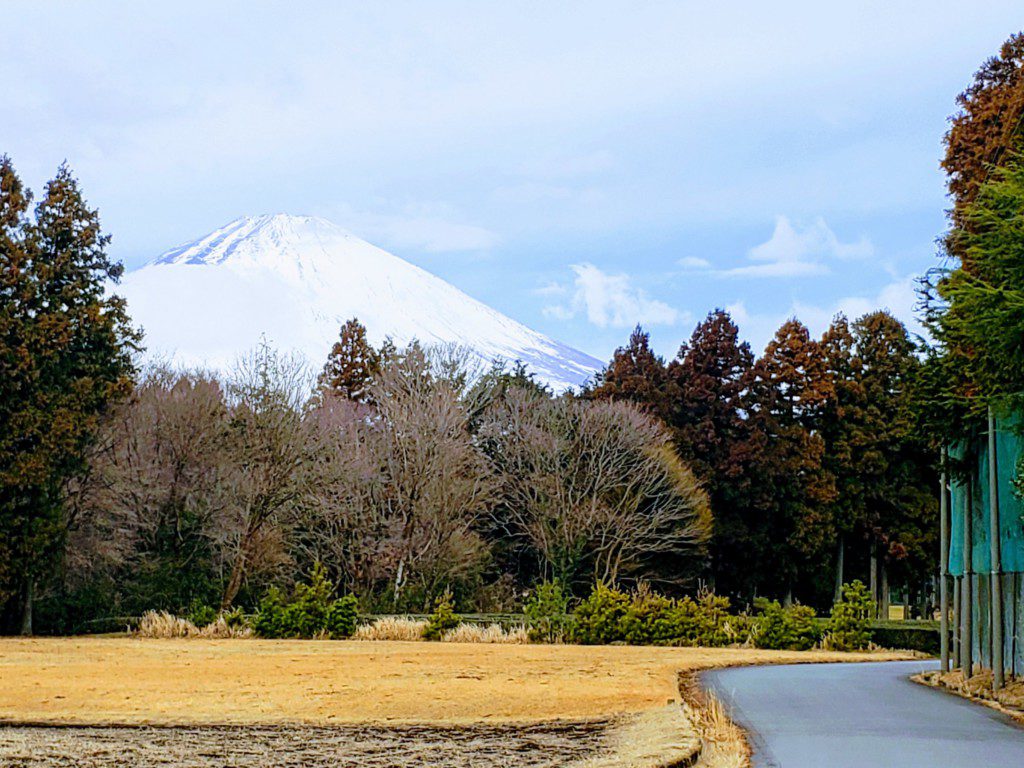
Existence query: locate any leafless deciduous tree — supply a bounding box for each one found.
[64,366,232,592]
[304,345,496,608]
[217,345,314,608]
[479,391,711,587]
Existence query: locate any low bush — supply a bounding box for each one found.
[253,564,359,639]
[570,583,742,647]
[571,582,631,644]
[869,621,940,654]
[826,580,873,651]
[752,599,821,650]
[523,580,573,642]
[423,592,461,640]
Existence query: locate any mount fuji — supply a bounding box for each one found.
[117,214,602,390]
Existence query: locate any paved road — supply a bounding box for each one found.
[703,660,1024,767]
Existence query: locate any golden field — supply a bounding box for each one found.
[0,638,911,725]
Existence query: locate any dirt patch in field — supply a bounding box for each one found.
[0,638,911,726]
[0,721,611,768]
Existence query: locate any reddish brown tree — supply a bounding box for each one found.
[319,318,380,403]
[669,309,757,596]
[587,325,674,423]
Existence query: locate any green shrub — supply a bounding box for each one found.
[423,592,461,640]
[691,590,734,647]
[253,564,358,639]
[524,580,573,642]
[868,621,940,654]
[828,580,874,651]
[187,600,219,628]
[252,587,288,638]
[621,586,677,645]
[753,599,821,650]
[572,582,630,644]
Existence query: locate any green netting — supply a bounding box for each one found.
[948,414,1024,575]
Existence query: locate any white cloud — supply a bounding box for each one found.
[323,202,497,254]
[678,256,712,270]
[533,281,568,297]
[544,263,679,328]
[726,273,923,353]
[719,216,873,279]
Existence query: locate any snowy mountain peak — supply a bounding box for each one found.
[121,215,602,391]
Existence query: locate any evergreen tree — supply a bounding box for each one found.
[319,318,379,403]
[819,315,863,599]
[587,325,674,422]
[0,159,138,634]
[748,319,836,601]
[669,309,757,597]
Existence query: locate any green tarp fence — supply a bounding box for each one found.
[947,414,1024,676]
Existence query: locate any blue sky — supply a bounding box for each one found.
[4,2,1022,362]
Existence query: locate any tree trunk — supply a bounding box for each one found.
[393,559,406,606]
[833,535,845,603]
[19,579,33,636]
[879,560,889,620]
[869,543,878,619]
[221,552,247,611]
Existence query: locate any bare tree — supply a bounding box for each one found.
[480,391,711,588]
[305,345,496,608]
[217,344,314,608]
[63,365,232,600]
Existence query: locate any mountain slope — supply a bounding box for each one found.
[118,214,602,390]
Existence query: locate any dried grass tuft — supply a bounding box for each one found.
[352,617,427,642]
[441,622,530,644]
[137,610,252,639]
[684,690,749,768]
[138,610,197,638]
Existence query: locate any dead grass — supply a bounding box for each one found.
[136,610,253,639]
[570,706,701,768]
[676,672,749,768]
[0,638,911,726]
[442,622,530,644]
[915,668,1024,724]
[352,617,427,642]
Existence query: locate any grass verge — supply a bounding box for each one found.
[914,669,1024,724]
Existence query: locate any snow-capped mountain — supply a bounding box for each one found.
[118,214,602,390]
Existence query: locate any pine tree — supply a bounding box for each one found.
[319,318,380,403]
[0,159,139,633]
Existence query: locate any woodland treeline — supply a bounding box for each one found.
[21,27,1024,633]
[0,142,933,634]
[585,314,935,612]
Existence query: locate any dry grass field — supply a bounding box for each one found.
[0,638,913,767]
[0,637,910,725]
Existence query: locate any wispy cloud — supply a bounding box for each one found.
[544,263,679,328]
[719,216,872,278]
[726,273,922,353]
[324,202,497,254]
[678,256,712,270]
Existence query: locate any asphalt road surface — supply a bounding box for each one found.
[704,660,1024,767]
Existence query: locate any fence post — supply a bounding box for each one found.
[988,406,1004,690]
[940,447,950,673]
[963,477,974,679]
